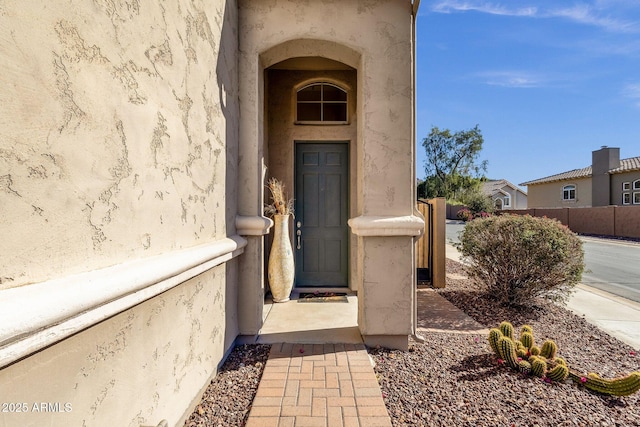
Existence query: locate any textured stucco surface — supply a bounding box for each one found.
[238,0,418,347]
[238,0,414,219]
[526,177,592,208]
[0,264,238,427]
[611,171,640,205]
[1,9,422,427]
[0,0,239,290]
[1,0,241,425]
[358,236,413,335]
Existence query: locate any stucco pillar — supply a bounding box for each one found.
[236,47,270,335]
[236,217,272,334]
[349,216,423,350]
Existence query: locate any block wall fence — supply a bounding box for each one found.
[447,205,640,240]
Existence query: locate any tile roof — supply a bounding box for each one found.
[482,179,527,195]
[520,167,592,186]
[520,156,640,186]
[482,179,507,194]
[610,156,640,174]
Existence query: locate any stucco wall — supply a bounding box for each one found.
[512,188,528,210]
[1,1,241,425]
[0,0,239,290]
[526,177,592,208]
[239,0,414,218]
[493,185,527,210]
[238,0,418,348]
[611,171,640,205]
[0,263,238,427]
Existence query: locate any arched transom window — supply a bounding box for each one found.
[296,82,347,123]
[562,184,576,201]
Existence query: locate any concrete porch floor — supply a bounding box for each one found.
[256,290,363,345]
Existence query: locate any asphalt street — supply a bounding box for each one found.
[446,221,640,304]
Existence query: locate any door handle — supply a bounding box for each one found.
[296,229,301,249]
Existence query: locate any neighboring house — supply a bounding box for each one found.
[0,1,423,426]
[482,179,528,210]
[521,146,640,208]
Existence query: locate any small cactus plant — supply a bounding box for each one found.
[529,356,547,378]
[498,336,519,369]
[568,371,640,396]
[540,340,558,359]
[487,321,640,396]
[547,364,569,382]
[518,360,532,374]
[499,321,514,340]
[520,332,534,350]
[488,328,502,355]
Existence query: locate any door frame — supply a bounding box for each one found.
[293,140,350,288]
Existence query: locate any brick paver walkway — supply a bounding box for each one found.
[246,343,392,427]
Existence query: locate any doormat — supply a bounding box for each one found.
[298,292,349,303]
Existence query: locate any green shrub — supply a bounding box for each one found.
[456,208,473,222]
[461,190,494,216]
[456,215,584,306]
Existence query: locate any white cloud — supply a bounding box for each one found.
[476,71,545,88]
[430,0,640,33]
[623,83,640,106]
[431,1,537,17]
[552,4,639,32]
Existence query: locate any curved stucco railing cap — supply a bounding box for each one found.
[0,236,247,368]
[236,215,274,236]
[348,215,425,237]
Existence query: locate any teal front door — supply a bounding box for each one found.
[294,142,349,287]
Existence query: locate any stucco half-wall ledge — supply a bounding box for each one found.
[0,236,247,369]
[348,215,425,237]
[236,215,274,236]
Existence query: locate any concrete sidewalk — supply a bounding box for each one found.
[446,243,640,350]
[565,284,640,350]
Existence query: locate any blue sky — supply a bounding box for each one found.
[415,0,640,189]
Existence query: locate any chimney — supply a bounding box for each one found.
[591,146,620,207]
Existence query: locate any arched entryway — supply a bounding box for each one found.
[264,56,358,291]
[237,4,423,350]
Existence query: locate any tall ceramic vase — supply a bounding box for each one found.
[268,214,295,302]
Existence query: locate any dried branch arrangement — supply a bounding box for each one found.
[264,178,294,216]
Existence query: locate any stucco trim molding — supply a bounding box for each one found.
[348,215,425,237]
[0,236,247,369]
[236,215,274,236]
[259,38,361,70]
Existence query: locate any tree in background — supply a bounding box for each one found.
[421,125,488,201]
